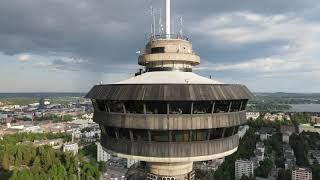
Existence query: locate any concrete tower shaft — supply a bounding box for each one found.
[138,38,200,72]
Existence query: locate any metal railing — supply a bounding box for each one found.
[149,33,190,41]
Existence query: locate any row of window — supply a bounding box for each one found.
[92,100,248,114]
[100,126,239,142]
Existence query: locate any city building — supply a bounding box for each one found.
[311,116,320,124]
[283,144,296,170]
[282,132,290,144]
[246,112,260,120]
[235,159,254,180]
[255,142,265,162]
[299,124,320,134]
[259,128,274,141]
[292,167,312,180]
[63,143,78,155]
[238,125,249,139]
[127,159,139,168]
[96,142,111,162]
[263,113,290,121]
[86,0,253,179]
[308,150,320,165]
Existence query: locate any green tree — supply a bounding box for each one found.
[2,153,11,170]
[31,156,41,173]
[255,159,273,178]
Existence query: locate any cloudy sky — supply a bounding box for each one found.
[1,0,320,93]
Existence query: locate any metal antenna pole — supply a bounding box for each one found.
[159,8,163,34]
[165,0,171,39]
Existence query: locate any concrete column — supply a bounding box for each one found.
[147,162,193,177]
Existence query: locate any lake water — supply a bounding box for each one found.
[287,104,320,112]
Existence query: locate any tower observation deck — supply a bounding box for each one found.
[86,0,253,179]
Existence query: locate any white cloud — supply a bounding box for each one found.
[193,11,320,80]
[190,11,319,45]
[17,54,32,61]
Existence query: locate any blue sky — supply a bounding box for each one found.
[0,0,320,93]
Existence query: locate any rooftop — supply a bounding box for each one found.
[113,71,223,85]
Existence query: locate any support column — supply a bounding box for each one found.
[147,162,193,178]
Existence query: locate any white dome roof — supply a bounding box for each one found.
[113,71,223,84]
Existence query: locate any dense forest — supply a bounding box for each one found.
[0,133,99,180]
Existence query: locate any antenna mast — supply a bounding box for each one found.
[159,8,164,35]
[165,0,171,39]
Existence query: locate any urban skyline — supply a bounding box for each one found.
[0,0,320,93]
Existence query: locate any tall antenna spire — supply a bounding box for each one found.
[165,0,171,39]
[150,6,156,36]
[159,8,164,34]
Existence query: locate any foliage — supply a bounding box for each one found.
[35,114,73,122]
[312,163,320,180]
[0,133,99,180]
[277,169,291,180]
[255,159,273,178]
[289,133,309,167]
[240,175,254,180]
[213,128,258,180]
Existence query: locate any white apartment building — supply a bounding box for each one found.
[127,159,139,168]
[63,143,78,155]
[246,112,260,120]
[292,167,312,180]
[96,142,111,162]
[235,159,254,180]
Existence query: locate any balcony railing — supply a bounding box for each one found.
[149,34,190,41]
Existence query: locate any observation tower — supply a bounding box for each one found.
[86,0,253,179]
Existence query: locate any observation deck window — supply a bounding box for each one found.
[104,126,117,139]
[151,131,169,142]
[172,131,190,142]
[108,101,124,113]
[151,47,165,54]
[214,101,231,113]
[169,102,191,114]
[209,128,223,140]
[132,129,149,141]
[145,102,168,114]
[96,100,106,112]
[193,101,213,114]
[191,129,208,141]
[224,127,234,137]
[230,100,242,112]
[124,101,144,114]
[118,128,131,140]
[240,100,248,111]
[102,126,240,142]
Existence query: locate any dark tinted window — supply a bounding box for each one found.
[214,101,231,113]
[151,47,165,54]
[96,100,106,111]
[124,101,144,114]
[192,129,208,141]
[169,102,191,114]
[108,101,124,113]
[224,127,234,137]
[118,128,131,140]
[151,131,169,142]
[132,129,149,141]
[209,128,223,140]
[230,100,242,112]
[172,131,190,142]
[105,126,117,138]
[145,101,168,114]
[193,101,213,114]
